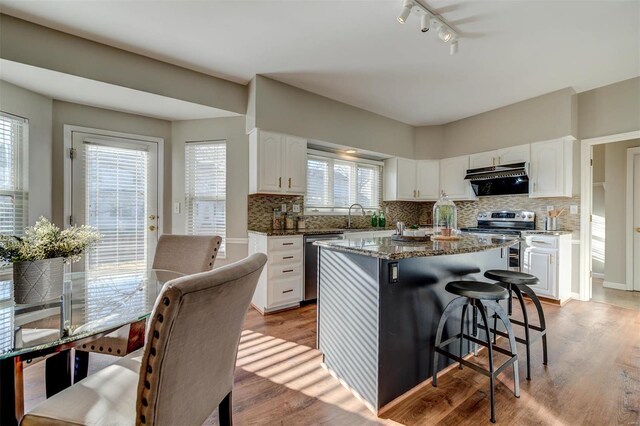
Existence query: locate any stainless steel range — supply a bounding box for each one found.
[460,210,535,271]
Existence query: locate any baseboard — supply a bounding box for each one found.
[591,272,605,279]
[570,292,581,301]
[603,281,627,291]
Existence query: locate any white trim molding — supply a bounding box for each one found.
[580,130,640,302]
[603,281,628,291]
[627,147,640,291]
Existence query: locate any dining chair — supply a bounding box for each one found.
[21,253,268,426]
[77,235,223,359]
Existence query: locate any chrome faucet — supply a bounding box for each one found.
[347,203,365,229]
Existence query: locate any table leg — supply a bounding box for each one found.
[45,350,72,397]
[0,356,24,426]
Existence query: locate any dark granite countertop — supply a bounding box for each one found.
[520,230,574,236]
[247,227,399,236]
[314,234,519,260]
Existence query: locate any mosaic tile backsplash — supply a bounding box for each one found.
[248,194,580,232]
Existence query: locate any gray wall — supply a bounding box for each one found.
[51,101,172,231]
[432,88,577,158]
[0,80,52,224]
[414,125,444,160]
[578,77,640,140]
[171,116,249,267]
[0,14,247,115]
[249,76,415,158]
[604,139,640,286]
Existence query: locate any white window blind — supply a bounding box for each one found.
[306,153,382,214]
[85,143,148,273]
[0,112,28,236]
[185,141,226,255]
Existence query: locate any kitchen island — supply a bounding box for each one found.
[315,235,518,414]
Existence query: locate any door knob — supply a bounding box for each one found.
[149,225,157,231]
[636,227,640,233]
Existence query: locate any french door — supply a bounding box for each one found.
[70,131,159,273]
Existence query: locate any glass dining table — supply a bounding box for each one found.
[0,267,185,426]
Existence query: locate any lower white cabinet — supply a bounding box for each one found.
[248,233,303,314]
[521,234,572,303]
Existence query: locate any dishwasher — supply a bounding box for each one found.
[303,234,343,301]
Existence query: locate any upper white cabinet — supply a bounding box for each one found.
[384,158,439,201]
[440,155,475,200]
[469,144,530,168]
[529,137,574,198]
[249,129,307,195]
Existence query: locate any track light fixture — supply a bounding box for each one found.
[397,0,413,24]
[396,0,459,54]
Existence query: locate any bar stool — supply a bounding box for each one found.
[433,281,520,423]
[483,270,548,381]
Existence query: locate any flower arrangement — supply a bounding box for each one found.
[0,217,101,265]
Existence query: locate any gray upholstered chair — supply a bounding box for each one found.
[76,235,223,361]
[21,253,267,426]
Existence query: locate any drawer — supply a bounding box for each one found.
[268,249,302,265]
[268,237,302,251]
[269,276,302,306]
[524,236,558,249]
[268,263,302,279]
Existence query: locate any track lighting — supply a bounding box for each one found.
[395,0,459,54]
[397,0,413,24]
[420,14,431,32]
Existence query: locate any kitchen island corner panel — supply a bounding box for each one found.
[317,238,510,413]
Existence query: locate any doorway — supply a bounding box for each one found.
[65,126,163,274]
[581,132,640,310]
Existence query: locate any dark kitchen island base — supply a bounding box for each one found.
[317,243,509,414]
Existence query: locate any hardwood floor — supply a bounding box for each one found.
[592,277,640,311]
[22,299,639,425]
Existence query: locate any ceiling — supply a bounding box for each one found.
[0,60,239,121]
[0,0,638,126]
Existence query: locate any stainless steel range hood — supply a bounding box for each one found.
[464,162,529,196]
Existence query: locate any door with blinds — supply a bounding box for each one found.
[71,132,159,273]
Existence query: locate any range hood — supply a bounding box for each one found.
[464,162,529,196]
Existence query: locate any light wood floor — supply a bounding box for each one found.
[22,299,639,425]
[592,277,640,311]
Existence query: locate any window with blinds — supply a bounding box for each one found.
[0,112,28,236]
[185,141,226,255]
[305,152,382,214]
[85,143,149,273]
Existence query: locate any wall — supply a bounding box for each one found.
[51,101,172,230]
[171,116,249,267]
[414,125,444,160]
[0,14,247,114]
[0,80,53,224]
[436,88,577,158]
[249,76,415,158]
[578,77,640,139]
[604,139,640,287]
[591,145,606,276]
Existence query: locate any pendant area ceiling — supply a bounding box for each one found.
[0,0,638,126]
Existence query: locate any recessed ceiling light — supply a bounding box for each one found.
[345,149,357,154]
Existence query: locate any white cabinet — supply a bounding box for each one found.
[521,233,572,304]
[249,129,307,195]
[248,233,303,314]
[439,155,475,200]
[383,158,439,201]
[416,160,440,200]
[469,144,530,168]
[529,137,575,198]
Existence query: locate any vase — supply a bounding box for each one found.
[13,257,64,304]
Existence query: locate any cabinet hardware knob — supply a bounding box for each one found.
[279,177,282,188]
[289,177,292,188]
[283,256,294,259]
[636,227,640,233]
[149,225,157,231]
[282,242,294,246]
[149,214,156,220]
[283,289,293,293]
[283,269,294,273]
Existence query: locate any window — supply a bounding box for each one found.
[0,112,28,236]
[185,141,226,255]
[305,151,382,214]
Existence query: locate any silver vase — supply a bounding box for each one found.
[13,257,64,304]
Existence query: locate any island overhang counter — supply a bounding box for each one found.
[314,235,518,414]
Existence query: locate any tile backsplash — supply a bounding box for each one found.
[248,194,580,232]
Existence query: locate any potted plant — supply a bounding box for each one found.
[433,191,458,237]
[0,217,100,304]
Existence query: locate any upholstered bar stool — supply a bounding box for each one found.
[432,281,520,423]
[484,269,548,381]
